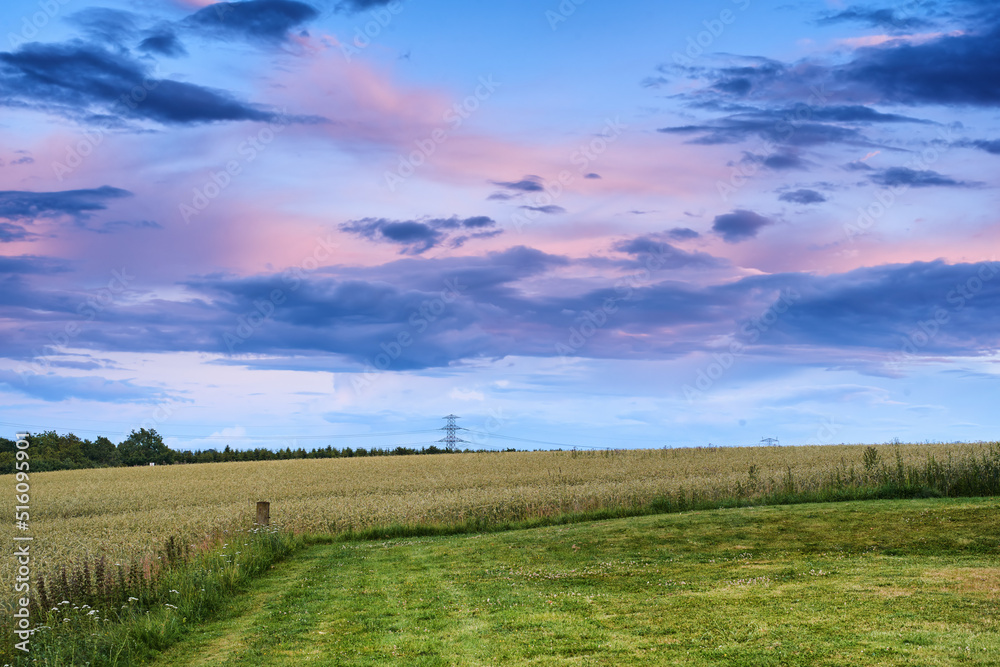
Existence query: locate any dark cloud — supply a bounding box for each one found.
[712,210,773,243]
[340,216,501,254]
[818,7,935,31]
[667,227,701,241]
[490,176,545,192]
[0,255,72,274]
[613,233,725,270]
[962,139,1000,155]
[741,150,811,171]
[660,105,925,148]
[186,1,319,43]
[841,24,1000,106]
[139,29,187,57]
[661,117,865,148]
[335,0,402,13]
[777,260,1000,357]
[870,167,978,188]
[682,22,1000,108]
[779,189,827,204]
[4,246,998,373]
[0,42,305,126]
[0,223,31,242]
[518,205,565,215]
[584,173,601,179]
[67,7,139,43]
[0,186,132,221]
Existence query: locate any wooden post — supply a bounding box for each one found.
[256,501,270,526]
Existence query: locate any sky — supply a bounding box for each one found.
[1,0,999,452]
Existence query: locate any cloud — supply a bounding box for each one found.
[612,233,726,269]
[0,255,72,274]
[0,370,173,403]
[518,205,565,215]
[683,22,1000,108]
[0,42,304,126]
[0,186,132,221]
[712,209,773,243]
[779,189,827,204]
[0,223,31,242]
[340,216,501,254]
[667,227,701,241]
[335,0,402,14]
[869,167,978,188]
[489,175,545,192]
[185,0,319,43]
[659,105,926,148]
[818,7,935,31]
[741,150,811,171]
[584,173,602,179]
[961,139,1000,155]
[840,24,1000,106]
[67,7,139,42]
[139,29,188,56]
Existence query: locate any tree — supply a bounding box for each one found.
[83,436,121,467]
[118,428,173,466]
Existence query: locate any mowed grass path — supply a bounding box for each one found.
[151,498,1000,666]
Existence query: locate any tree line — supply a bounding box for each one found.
[0,429,515,474]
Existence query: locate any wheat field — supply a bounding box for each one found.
[0,442,993,611]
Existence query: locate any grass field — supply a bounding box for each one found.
[146,497,1000,666]
[2,441,996,602]
[2,442,998,664]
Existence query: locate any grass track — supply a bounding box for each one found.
[149,497,1000,666]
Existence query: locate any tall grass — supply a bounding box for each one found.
[0,526,302,666]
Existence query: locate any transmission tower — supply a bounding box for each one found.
[439,414,469,452]
[760,437,779,447]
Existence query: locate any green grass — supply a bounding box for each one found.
[148,497,1000,666]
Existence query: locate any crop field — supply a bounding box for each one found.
[0,441,996,613]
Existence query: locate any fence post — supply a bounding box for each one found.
[256,501,270,526]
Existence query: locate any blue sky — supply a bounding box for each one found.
[1,0,998,451]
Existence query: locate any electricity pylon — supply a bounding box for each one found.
[439,414,469,452]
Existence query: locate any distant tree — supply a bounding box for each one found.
[83,436,121,467]
[118,428,172,466]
